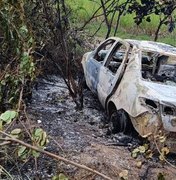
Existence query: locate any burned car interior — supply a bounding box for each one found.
[97,42,129,74]
[106,43,127,74]
[141,52,176,84]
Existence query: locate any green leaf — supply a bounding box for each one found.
[40,131,47,146]
[19,25,28,34]
[1,80,6,85]
[10,111,17,119]
[5,74,10,79]
[131,148,139,158]
[52,176,59,180]
[0,111,11,121]
[28,37,33,44]
[32,150,40,158]
[159,136,166,143]
[11,128,21,135]
[18,146,27,157]
[0,110,17,124]
[34,128,43,137]
[138,146,146,153]
[132,152,138,158]
[52,173,68,180]
[16,48,20,54]
[59,173,68,180]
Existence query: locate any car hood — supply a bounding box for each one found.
[141,81,176,106]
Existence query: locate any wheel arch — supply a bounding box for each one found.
[107,101,137,133]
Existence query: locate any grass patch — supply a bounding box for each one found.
[68,0,176,46]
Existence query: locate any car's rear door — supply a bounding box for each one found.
[97,40,130,107]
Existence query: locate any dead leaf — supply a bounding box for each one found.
[119,170,128,180]
[138,146,146,153]
[136,161,142,168]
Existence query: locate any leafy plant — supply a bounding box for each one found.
[0,110,17,129]
[0,1,35,111]
[16,128,48,159]
[52,173,69,180]
[131,144,152,159]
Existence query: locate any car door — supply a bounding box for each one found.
[97,40,130,107]
[85,39,116,94]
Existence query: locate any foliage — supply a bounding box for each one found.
[74,0,176,41]
[131,144,153,159]
[131,132,172,164]
[17,127,48,159]
[128,0,176,41]
[0,1,35,111]
[25,0,85,109]
[0,110,48,162]
[0,1,85,178]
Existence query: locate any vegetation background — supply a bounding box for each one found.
[68,0,176,45]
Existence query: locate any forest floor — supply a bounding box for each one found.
[15,75,176,180]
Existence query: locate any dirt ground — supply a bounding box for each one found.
[24,76,176,180]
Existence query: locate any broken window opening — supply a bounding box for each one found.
[141,51,176,85]
[145,99,158,109]
[94,39,115,62]
[105,42,128,74]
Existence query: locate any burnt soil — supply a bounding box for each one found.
[6,76,176,180]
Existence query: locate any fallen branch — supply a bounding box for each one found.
[0,130,112,180]
[154,139,176,169]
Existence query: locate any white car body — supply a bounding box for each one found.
[82,37,176,150]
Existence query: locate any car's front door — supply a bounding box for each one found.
[97,41,130,107]
[86,39,116,94]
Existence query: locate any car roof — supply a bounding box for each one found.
[126,39,176,57]
[107,37,176,57]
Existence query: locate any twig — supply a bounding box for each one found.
[37,81,67,89]
[48,135,65,155]
[154,139,176,169]
[17,86,24,113]
[0,165,13,180]
[0,141,11,146]
[0,131,112,180]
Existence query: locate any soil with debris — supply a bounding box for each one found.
[9,76,176,179]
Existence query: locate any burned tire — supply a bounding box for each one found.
[108,109,133,134]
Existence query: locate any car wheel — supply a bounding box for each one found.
[108,109,132,134]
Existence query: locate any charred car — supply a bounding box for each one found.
[82,37,176,150]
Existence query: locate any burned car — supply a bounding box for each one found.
[82,37,176,150]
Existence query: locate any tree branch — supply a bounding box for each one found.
[0,130,112,180]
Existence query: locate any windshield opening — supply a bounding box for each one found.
[141,51,176,85]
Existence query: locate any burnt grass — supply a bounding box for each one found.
[3,76,176,180]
